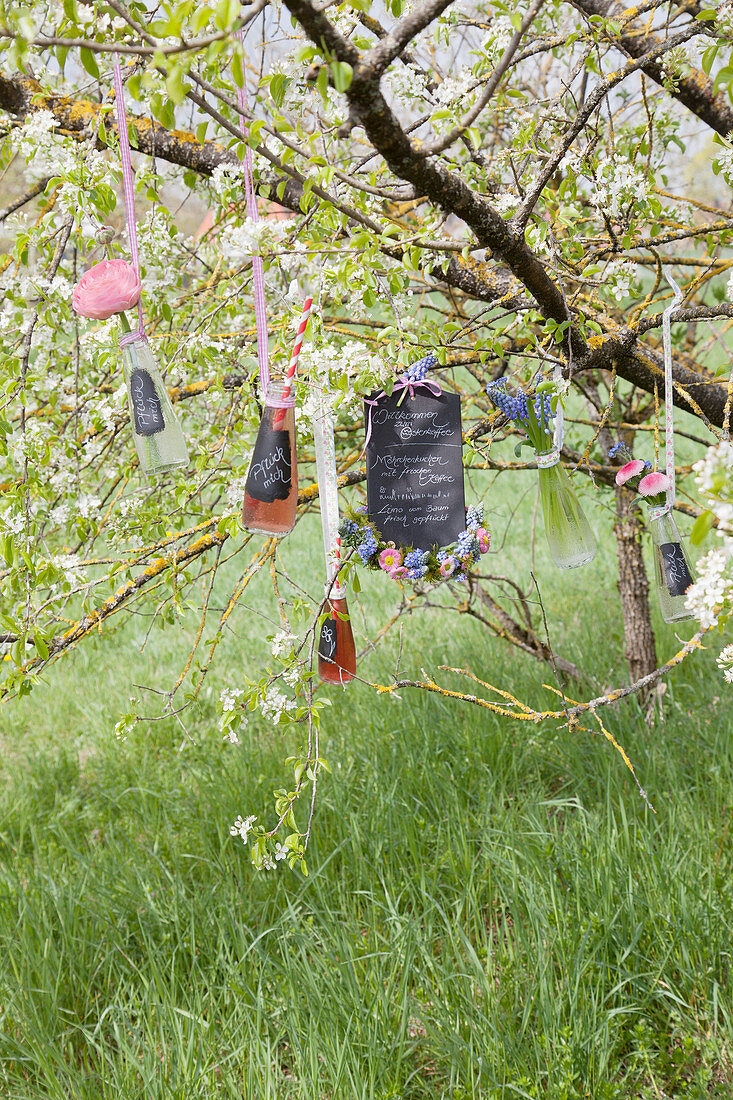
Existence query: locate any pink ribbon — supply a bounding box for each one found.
[234,31,270,395]
[113,57,145,346]
[363,375,443,453]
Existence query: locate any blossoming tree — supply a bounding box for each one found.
[1,0,732,868]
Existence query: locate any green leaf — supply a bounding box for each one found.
[166,67,187,106]
[317,65,329,103]
[79,48,100,81]
[690,509,714,546]
[270,73,288,108]
[232,48,244,90]
[331,62,353,93]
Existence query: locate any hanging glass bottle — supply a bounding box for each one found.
[537,450,596,569]
[121,333,189,477]
[242,382,298,536]
[318,588,356,684]
[647,506,695,623]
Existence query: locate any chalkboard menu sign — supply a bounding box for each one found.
[245,426,292,503]
[130,369,165,436]
[319,618,338,662]
[660,542,694,597]
[365,389,466,550]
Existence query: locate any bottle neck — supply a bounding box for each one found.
[264,382,296,410]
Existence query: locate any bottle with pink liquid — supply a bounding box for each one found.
[242,382,298,536]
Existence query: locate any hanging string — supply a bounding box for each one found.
[661,269,684,514]
[112,56,145,346]
[234,30,270,396]
[312,387,344,598]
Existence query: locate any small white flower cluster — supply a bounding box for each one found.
[433,70,475,108]
[479,15,514,60]
[224,475,250,512]
[210,162,245,197]
[259,683,296,722]
[220,218,271,261]
[716,142,733,190]
[685,441,733,651]
[718,7,733,36]
[51,553,87,589]
[270,631,297,659]
[385,64,430,104]
[219,686,246,742]
[717,643,733,683]
[220,686,244,713]
[602,259,641,304]
[258,840,292,871]
[49,492,100,527]
[492,191,519,216]
[229,814,257,844]
[686,547,730,628]
[587,155,650,218]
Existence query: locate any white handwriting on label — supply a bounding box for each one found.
[249,445,290,490]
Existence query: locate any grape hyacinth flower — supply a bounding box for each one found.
[465,502,484,531]
[357,527,379,564]
[487,377,595,569]
[404,353,438,384]
[404,548,429,579]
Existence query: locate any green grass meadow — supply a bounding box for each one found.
[0,467,730,1098]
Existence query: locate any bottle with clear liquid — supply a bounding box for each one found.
[647,507,695,623]
[242,382,298,536]
[318,588,356,685]
[121,333,189,477]
[537,450,596,569]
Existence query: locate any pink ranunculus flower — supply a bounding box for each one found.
[389,565,407,580]
[439,556,456,577]
[638,471,671,497]
[476,527,490,553]
[72,259,141,320]
[378,548,403,572]
[615,459,646,486]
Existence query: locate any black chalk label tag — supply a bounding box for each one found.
[130,368,165,437]
[365,389,466,551]
[319,618,338,662]
[245,425,292,503]
[660,542,694,598]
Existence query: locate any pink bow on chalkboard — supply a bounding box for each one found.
[363,354,442,452]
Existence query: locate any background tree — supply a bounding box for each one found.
[0,0,730,867]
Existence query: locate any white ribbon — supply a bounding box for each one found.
[312,387,344,599]
[661,269,684,514]
[536,448,560,469]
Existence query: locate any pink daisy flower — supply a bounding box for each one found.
[378,548,402,572]
[615,459,646,486]
[638,471,671,497]
[476,528,490,553]
[439,556,457,577]
[389,565,408,580]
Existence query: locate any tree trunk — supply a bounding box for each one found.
[614,485,657,684]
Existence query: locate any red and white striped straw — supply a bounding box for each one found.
[280,295,313,404]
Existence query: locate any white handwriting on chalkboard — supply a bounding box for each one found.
[130,370,164,435]
[373,408,453,438]
[249,445,290,490]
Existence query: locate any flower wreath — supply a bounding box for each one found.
[339,502,490,584]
